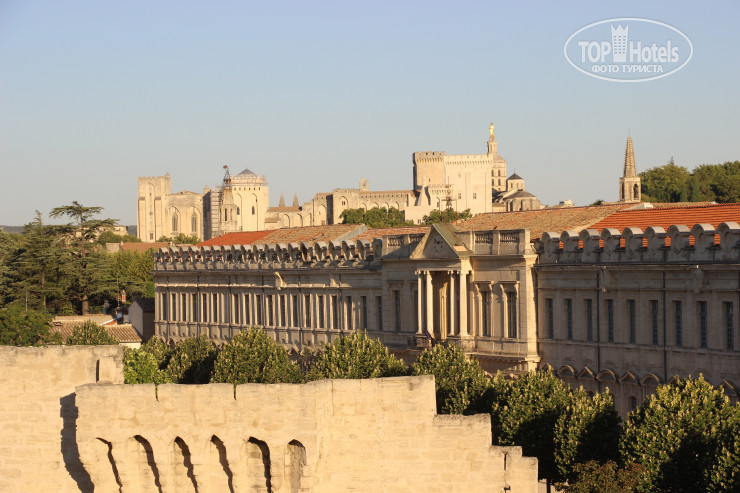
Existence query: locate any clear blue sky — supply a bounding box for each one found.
[1,0,738,226]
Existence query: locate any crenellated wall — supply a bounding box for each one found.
[75,375,537,492]
[539,222,740,264]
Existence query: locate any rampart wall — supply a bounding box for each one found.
[1,346,538,492]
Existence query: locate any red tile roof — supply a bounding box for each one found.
[354,225,430,241]
[454,204,633,239]
[589,203,740,232]
[50,318,142,343]
[198,230,275,247]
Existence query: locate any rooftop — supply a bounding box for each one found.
[589,202,740,232]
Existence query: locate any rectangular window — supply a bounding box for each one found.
[651,300,659,345]
[280,295,286,327]
[394,290,401,332]
[413,290,418,332]
[361,296,368,330]
[607,299,614,342]
[256,294,262,325]
[473,192,477,199]
[566,298,573,340]
[304,294,311,327]
[699,301,708,349]
[332,295,339,329]
[318,295,325,328]
[233,293,240,324]
[507,291,517,338]
[245,294,251,325]
[202,293,208,323]
[161,293,168,321]
[725,302,734,350]
[377,296,383,331]
[628,299,636,344]
[267,295,274,326]
[192,293,198,323]
[346,296,353,330]
[224,293,230,324]
[482,291,491,337]
[212,293,219,323]
[675,301,683,347]
[586,299,593,341]
[292,295,299,328]
[181,293,187,322]
[546,298,554,338]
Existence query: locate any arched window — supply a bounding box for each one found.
[252,206,255,215]
[224,209,228,221]
[633,184,639,199]
[172,214,178,232]
[236,207,240,215]
[191,214,197,233]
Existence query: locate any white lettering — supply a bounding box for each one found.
[578,41,589,62]
[600,41,611,62]
[587,41,601,62]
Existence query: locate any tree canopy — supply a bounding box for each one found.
[66,320,119,345]
[306,331,407,380]
[0,305,60,346]
[640,160,740,203]
[422,208,472,224]
[340,207,414,228]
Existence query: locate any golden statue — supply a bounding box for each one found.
[489,123,495,140]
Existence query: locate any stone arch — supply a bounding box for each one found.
[128,435,162,493]
[210,435,233,492]
[172,437,198,492]
[370,202,379,209]
[243,437,271,492]
[87,438,122,491]
[287,440,307,493]
[282,214,291,228]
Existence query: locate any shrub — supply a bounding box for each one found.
[165,335,217,384]
[123,347,171,384]
[306,331,407,381]
[411,344,490,414]
[66,320,119,345]
[211,327,301,384]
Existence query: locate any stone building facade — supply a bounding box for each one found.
[153,203,740,416]
[1,345,539,492]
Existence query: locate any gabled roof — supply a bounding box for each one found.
[454,204,632,240]
[589,202,740,232]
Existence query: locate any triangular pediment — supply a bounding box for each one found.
[411,223,469,259]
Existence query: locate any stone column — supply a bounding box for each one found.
[416,271,423,334]
[425,270,433,337]
[449,271,456,336]
[460,270,468,336]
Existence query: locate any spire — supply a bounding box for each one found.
[624,136,636,178]
[278,193,285,207]
[292,193,299,208]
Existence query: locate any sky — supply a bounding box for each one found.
[1,0,739,226]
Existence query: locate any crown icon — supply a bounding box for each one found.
[611,24,628,62]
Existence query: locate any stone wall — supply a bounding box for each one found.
[1,345,538,492]
[76,376,537,492]
[0,345,124,493]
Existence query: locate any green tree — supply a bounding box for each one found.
[422,208,472,224]
[554,388,621,484]
[97,230,141,245]
[490,368,571,485]
[564,461,646,493]
[123,347,172,384]
[49,202,118,314]
[339,207,414,228]
[165,335,217,384]
[66,320,119,345]
[639,161,690,203]
[140,337,173,369]
[620,375,737,493]
[411,344,490,414]
[211,328,302,384]
[0,305,60,346]
[108,249,155,298]
[157,233,200,244]
[306,331,407,380]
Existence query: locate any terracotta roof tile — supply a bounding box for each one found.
[199,224,366,246]
[354,225,430,241]
[50,319,141,343]
[198,230,275,247]
[454,204,633,240]
[589,202,740,232]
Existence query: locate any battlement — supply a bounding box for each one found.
[538,222,740,264]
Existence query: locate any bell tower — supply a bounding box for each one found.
[619,135,641,202]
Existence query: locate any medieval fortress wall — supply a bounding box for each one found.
[1,345,538,492]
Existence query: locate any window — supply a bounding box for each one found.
[212,293,219,323]
[394,290,401,332]
[304,295,311,327]
[267,295,274,326]
[566,298,573,340]
[377,296,383,331]
[628,300,636,344]
[236,207,240,215]
[280,295,286,327]
[725,302,734,350]
[191,214,197,233]
[292,295,299,328]
[457,193,461,199]
[161,294,168,321]
[674,301,683,347]
[149,233,154,240]
[332,295,338,329]
[202,293,208,323]
[361,296,368,329]
[651,300,659,345]
[507,291,517,338]
[346,297,353,330]
[233,293,240,324]
[546,298,554,338]
[172,214,178,232]
[482,291,491,337]
[629,396,638,411]
[607,299,614,342]
[181,293,187,322]
[586,299,593,341]
[256,294,262,325]
[245,294,251,325]
[318,295,325,328]
[699,301,708,349]
[192,293,198,322]
[473,192,477,200]
[252,206,255,215]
